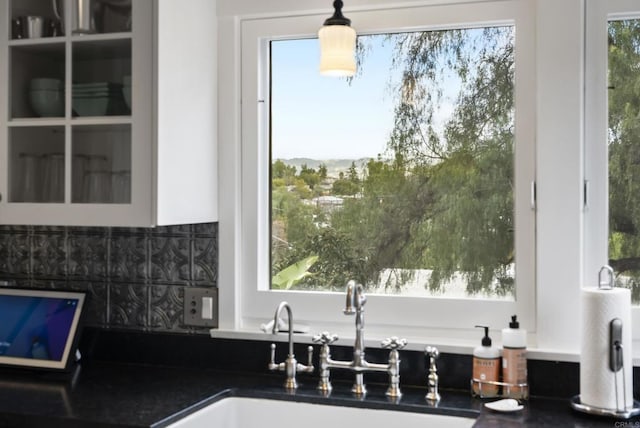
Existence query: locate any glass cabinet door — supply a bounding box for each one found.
[6,0,132,206]
[71,124,131,203]
[71,38,131,204]
[8,127,65,202]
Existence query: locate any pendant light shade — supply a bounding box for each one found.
[318,0,356,77]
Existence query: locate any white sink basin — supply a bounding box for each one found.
[169,397,476,428]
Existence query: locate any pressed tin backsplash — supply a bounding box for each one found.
[0,223,218,334]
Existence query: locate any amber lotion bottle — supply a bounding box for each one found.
[472,325,501,397]
[501,315,528,398]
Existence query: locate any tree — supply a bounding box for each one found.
[318,163,328,180]
[371,27,516,294]
[332,179,360,196]
[274,227,369,290]
[299,164,320,189]
[272,159,297,184]
[347,161,360,182]
[271,27,518,296]
[607,20,640,302]
[332,155,435,288]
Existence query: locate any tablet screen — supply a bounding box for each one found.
[0,288,86,370]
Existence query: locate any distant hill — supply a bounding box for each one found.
[275,158,372,178]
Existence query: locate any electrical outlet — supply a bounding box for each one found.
[183,287,218,327]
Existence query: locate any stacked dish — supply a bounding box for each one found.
[29,78,64,117]
[72,82,125,116]
[122,75,131,112]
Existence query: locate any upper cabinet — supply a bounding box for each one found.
[0,0,217,226]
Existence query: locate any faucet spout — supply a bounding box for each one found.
[344,280,366,315]
[344,281,367,366]
[272,301,294,357]
[268,301,314,390]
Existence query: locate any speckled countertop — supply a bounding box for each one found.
[0,361,636,428]
[0,328,637,427]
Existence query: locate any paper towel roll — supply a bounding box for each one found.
[580,287,633,410]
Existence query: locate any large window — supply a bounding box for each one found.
[607,18,640,304]
[237,1,536,339]
[585,0,640,343]
[270,28,516,300]
[586,0,640,307]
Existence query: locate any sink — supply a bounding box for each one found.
[168,397,476,428]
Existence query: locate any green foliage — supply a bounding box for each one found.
[332,179,360,195]
[382,27,516,293]
[271,184,317,268]
[269,22,640,304]
[271,255,319,290]
[273,159,297,183]
[299,164,320,189]
[318,163,328,179]
[607,20,640,303]
[273,227,368,290]
[271,27,517,296]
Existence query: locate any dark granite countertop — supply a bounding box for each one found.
[0,360,637,428]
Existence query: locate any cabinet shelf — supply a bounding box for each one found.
[8,37,65,48]
[8,118,67,127]
[8,117,132,127]
[72,37,131,61]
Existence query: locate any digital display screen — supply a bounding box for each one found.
[0,289,85,370]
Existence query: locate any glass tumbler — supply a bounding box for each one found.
[83,170,111,203]
[18,153,42,202]
[111,170,131,203]
[72,154,88,202]
[43,152,65,202]
[82,154,109,203]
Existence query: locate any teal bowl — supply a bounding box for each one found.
[29,89,64,117]
[72,96,109,116]
[30,78,63,91]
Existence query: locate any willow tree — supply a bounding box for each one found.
[608,19,640,302]
[343,27,516,295]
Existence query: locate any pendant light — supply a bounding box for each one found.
[318,0,356,77]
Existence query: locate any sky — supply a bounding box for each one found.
[270,33,464,161]
[270,36,397,160]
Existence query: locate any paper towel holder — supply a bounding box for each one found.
[571,320,639,419]
[570,265,640,419]
[570,395,640,419]
[598,265,615,289]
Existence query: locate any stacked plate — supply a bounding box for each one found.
[72,82,126,116]
[122,75,131,112]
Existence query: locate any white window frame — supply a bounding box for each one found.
[221,0,536,348]
[584,0,640,340]
[219,0,640,361]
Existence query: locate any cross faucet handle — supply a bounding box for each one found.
[425,345,441,403]
[312,331,339,345]
[425,345,439,360]
[381,336,407,350]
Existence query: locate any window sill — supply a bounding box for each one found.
[210,327,640,366]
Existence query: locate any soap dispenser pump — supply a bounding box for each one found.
[472,325,500,397]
